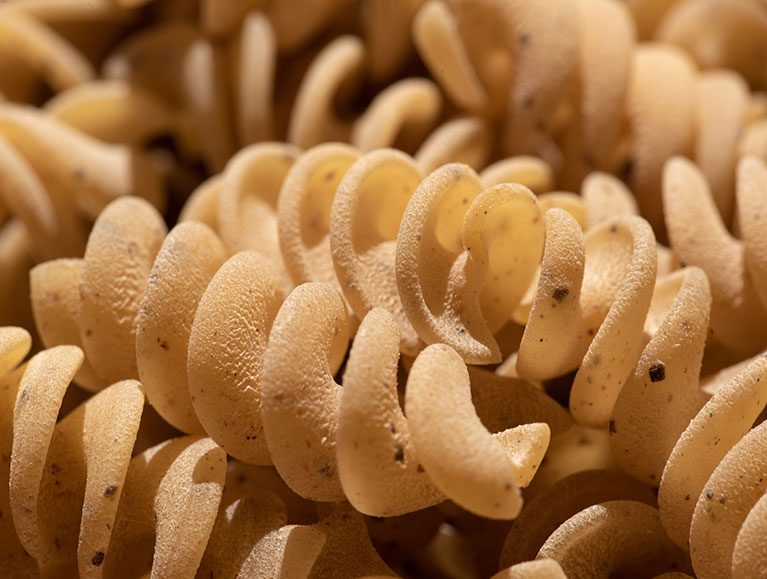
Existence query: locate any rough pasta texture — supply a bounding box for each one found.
[1,1,767,578]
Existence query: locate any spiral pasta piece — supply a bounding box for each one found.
[397,163,544,364]
[79,196,167,384]
[406,343,549,519]
[658,353,767,549]
[331,148,424,355]
[261,282,350,501]
[663,155,767,354]
[29,259,105,392]
[537,500,692,577]
[500,469,657,568]
[136,221,228,434]
[337,308,445,516]
[609,266,711,484]
[188,250,283,464]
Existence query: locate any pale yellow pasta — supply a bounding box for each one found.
[627,44,697,235]
[199,0,264,38]
[178,174,221,230]
[413,0,487,111]
[694,70,749,226]
[663,156,767,354]
[500,470,656,569]
[406,343,549,519]
[480,156,554,194]
[415,116,492,175]
[624,0,678,39]
[136,221,228,434]
[731,490,767,577]
[79,197,166,384]
[468,366,572,437]
[264,0,353,54]
[0,11,94,92]
[689,420,767,578]
[352,78,442,153]
[0,135,60,260]
[217,142,299,293]
[234,11,276,146]
[363,0,424,82]
[656,0,767,89]
[397,163,543,363]
[187,250,283,464]
[493,0,579,157]
[103,436,226,577]
[0,221,36,332]
[102,22,199,105]
[609,267,711,484]
[10,344,146,576]
[330,148,424,355]
[183,39,235,173]
[738,118,767,161]
[44,80,177,146]
[196,487,288,578]
[537,192,587,229]
[337,308,445,517]
[491,559,567,579]
[582,171,639,229]
[518,210,656,415]
[537,501,692,577]
[277,142,361,288]
[29,259,106,391]
[0,103,163,220]
[287,36,364,149]
[560,0,635,189]
[658,353,767,549]
[0,357,37,578]
[303,503,395,578]
[736,156,767,312]
[261,283,350,501]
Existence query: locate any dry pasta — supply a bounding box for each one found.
[3,0,767,577]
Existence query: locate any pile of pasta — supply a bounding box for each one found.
[2,0,767,577]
